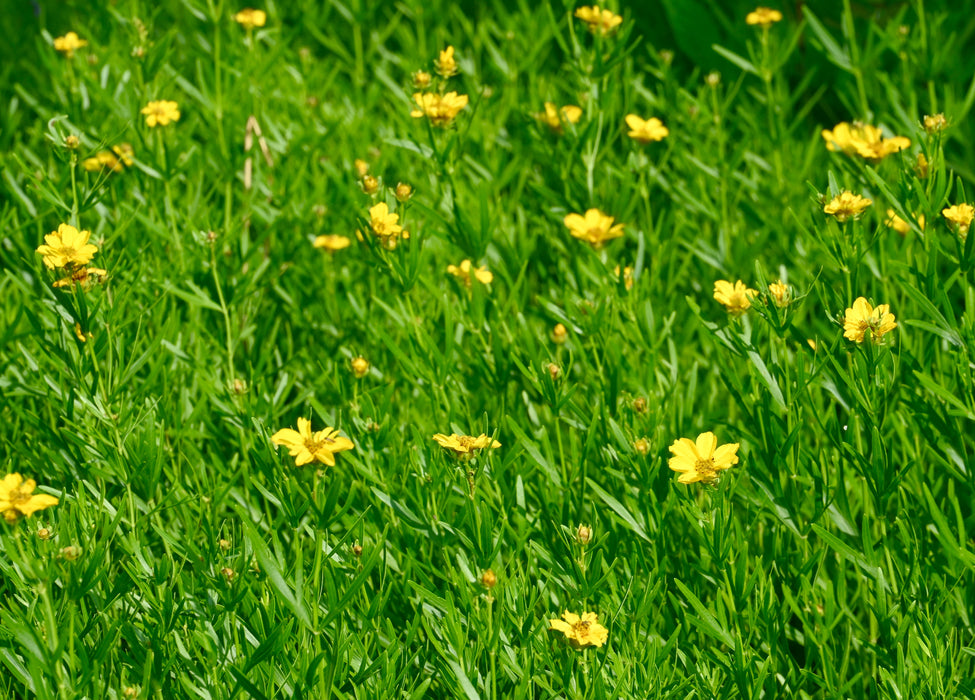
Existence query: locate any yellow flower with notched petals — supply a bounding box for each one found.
[625,115,668,143]
[713,279,756,315]
[410,91,469,127]
[823,191,872,222]
[365,202,404,249]
[432,433,501,460]
[141,100,181,127]
[271,418,354,467]
[233,8,266,29]
[534,103,583,133]
[574,6,623,36]
[821,121,910,162]
[942,203,974,238]
[745,7,783,26]
[548,611,609,650]
[843,297,897,344]
[668,432,740,485]
[36,223,99,270]
[563,209,624,248]
[0,474,59,524]
[447,260,493,287]
[53,32,87,57]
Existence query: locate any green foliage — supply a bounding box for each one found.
[1,0,974,698]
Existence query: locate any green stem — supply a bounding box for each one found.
[210,242,237,386]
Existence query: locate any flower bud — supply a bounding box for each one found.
[351,356,370,378]
[480,569,497,588]
[576,524,593,545]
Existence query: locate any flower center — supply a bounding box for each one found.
[694,458,717,480]
[572,620,591,635]
[305,437,333,453]
[9,487,30,505]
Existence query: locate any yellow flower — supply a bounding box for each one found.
[412,70,432,89]
[395,182,413,201]
[667,432,740,485]
[36,223,99,270]
[271,418,354,467]
[548,611,609,649]
[821,122,911,162]
[365,202,404,248]
[82,143,135,173]
[233,8,267,28]
[313,234,352,251]
[713,279,757,315]
[575,524,593,544]
[447,259,493,287]
[53,32,88,58]
[563,209,625,248]
[633,437,650,455]
[885,209,924,235]
[432,433,501,460]
[141,100,181,127]
[942,203,974,238]
[916,152,929,178]
[351,356,370,378]
[0,474,59,524]
[354,158,370,177]
[361,175,380,195]
[823,191,872,222]
[843,297,897,344]
[624,115,669,143]
[923,113,947,133]
[768,280,790,308]
[574,6,623,36]
[435,45,459,78]
[53,266,108,289]
[410,91,469,127]
[534,103,583,133]
[614,265,634,290]
[745,7,783,26]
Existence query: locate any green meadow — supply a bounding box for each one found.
[2,0,975,697]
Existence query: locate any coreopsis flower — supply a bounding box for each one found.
[410,91,469,127]
[534,103,583,133]
[563,209,624,248]
[36,223,98,270]
[435,45,459,78]
[552,323,568,344]
[923,113,947,133]
[745,7,783,26]
[667,432,740,485]
[365,202,403,247]
[549,611,609,649]
[843,297,897,344]
[412,70,432,89]
[313,234,351,251]
[885,209,924,235]
[821,121,911,162]
[432,433,501,460]
[82,143,135,173]
[351,356,370,378]
[447,259,493,287]
[823,191,872,222]
[53,266,108,289]
[141,100,181,127]
[624,115,669,143]
[271,418,354,467]
[0,474,59,524]
[574,6,623,36]
[233,8,267,28]
[713,279,757,315]
[768,280,790,307]
[53,32,87,57]
[942,203,974,238]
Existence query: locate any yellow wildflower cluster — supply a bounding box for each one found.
[141,100,181,128]
[233,8,267,29]
[574,6,623,36]
[534,102,583,134]
[943,203,974,238]
[625,114,668,143]
[447,259,493,287]
[821,121,911,162]
[745,7,783,27]
[432,433,501,460]
[410,45,468,128]
[823,191,872,222]
[363,202,409,250]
